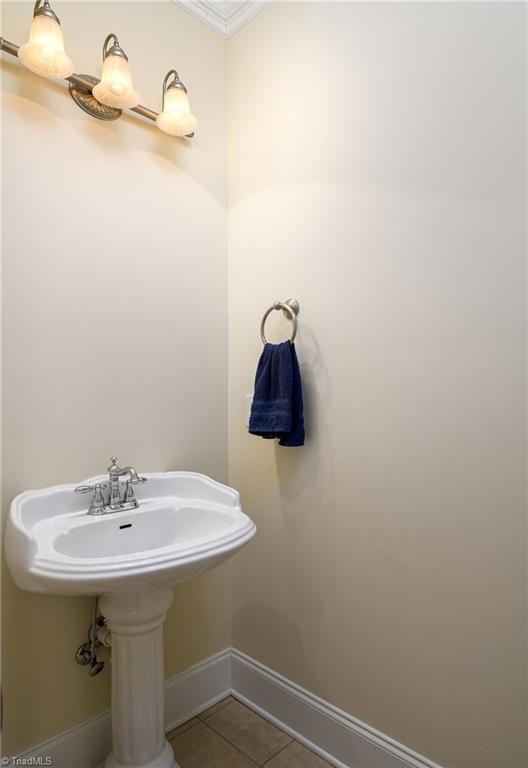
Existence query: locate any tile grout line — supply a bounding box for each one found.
[230,693,293,737]
[166,717,201,741]
[198,696,234,721]
[201,717,260,766]
[169,698,321,768]
[228,694,294,764]
[202,704,293,766]
[261,739,294,767]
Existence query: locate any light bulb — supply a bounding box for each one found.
[18,1,74,80]
[156,71,197,137]
[92,34,139,110]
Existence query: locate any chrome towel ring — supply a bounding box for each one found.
[260,298,300,344]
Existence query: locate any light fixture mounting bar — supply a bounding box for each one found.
[0,37,194,138]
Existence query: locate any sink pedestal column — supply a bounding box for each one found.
[100,588,178,768]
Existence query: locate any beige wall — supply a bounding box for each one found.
[2,1,526,765]
[227,3,526,767]
[1,1,228,755]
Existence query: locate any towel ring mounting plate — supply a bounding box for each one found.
[260,298,299,344]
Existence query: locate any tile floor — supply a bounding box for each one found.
[167,697,334,768]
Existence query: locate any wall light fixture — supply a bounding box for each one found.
[92,34,139,110]
[18,0,74,80]
[1,1,197,138]
[156,70,197,137]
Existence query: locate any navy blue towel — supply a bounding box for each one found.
[249,341,305,447]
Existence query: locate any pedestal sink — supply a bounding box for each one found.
[5,471,256,768]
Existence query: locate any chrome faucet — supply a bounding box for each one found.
[75,457,147,515]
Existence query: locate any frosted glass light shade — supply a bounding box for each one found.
[18,14,74,79]
[156,87,197,137]
[92,54,139,109]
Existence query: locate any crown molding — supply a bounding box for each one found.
[174,0,271,37]
[174,1,227,36]
[226,1,271,36]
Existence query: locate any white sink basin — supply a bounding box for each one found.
[6,471,256,596]
[6,470,255,768]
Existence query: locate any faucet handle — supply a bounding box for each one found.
[122,476,146,507]
[75,485,94,494]
[107,457,122,474]
[75,483,107,515]
[75,483,108,493]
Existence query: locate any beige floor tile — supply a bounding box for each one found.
[205,700,291,764]
[264,741,333,768]
[169,721,256,768]
[167,717,200,739]
[199,696,235,719]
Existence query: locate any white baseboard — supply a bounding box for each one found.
[16,647,441,768]
[231,648,441,768]
[165,648,231,732]
[17,708,112,768]
[17,649,231,768]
